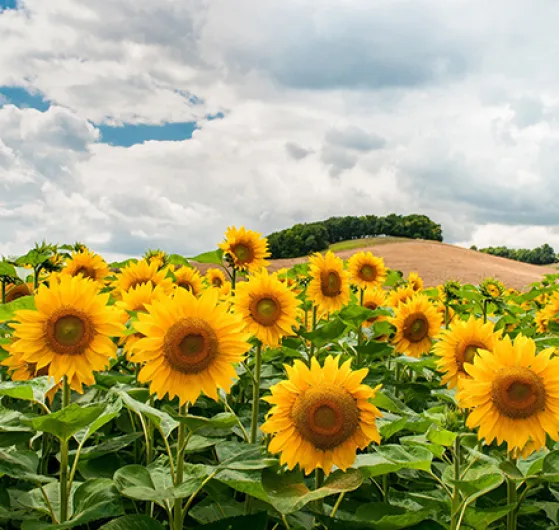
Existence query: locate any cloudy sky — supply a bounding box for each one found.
[1,0,559,261]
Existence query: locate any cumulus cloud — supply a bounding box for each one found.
[2,0,559,260]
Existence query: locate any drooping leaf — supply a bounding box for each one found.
[0,377,56,404]
[31,404,106,442]
[197,513,268,530]
[189,249,224,265]
[0,447,53,484]
[99,515,165,530]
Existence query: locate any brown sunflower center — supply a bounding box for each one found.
[178,281,194,292]
[163,317,218,374]
[491,367,546,419]
[6,285,31,303]
[74,266,96,280]
[360,264,377,282]
[45,307,95,356]
[250,296,281,326]
[212,277,223,288]
[456,341,486,371]
[403,313,429,342]
[320,270,342,298]
[128,277,152,291]
[232,243,254,265]
[292,385,360,450]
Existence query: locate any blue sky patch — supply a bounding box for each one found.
[0,0,17,11]
[97,121,199,147]
[0,86,51,111]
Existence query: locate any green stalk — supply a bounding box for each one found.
[483,299,488,324]
[444,304,449,329]
[60,377,71,523]
[231,268,237,292]
[33,265,41,290]
[309,306,317,363]
[356,288,365,365]
[450,436,461,530]
[507,458,518,530]
[1,278,6,304]
[173,403,188,530]
[250,342,263,444]
[314,468,325,513]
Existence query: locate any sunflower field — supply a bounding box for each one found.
[2,231,559,530]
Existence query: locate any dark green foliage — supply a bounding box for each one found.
[476,243,557,265]
[267,214,443,258]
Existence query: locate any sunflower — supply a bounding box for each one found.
[219,226,270,273]
[131,288,251,406]
[5,283,32,303]
[361,287,387,328]
[480,278,504,299]
[307,251,350,313]
[434,316,497,389]
[390,295,442,357]
[407,272,424,292]
[144,249,168,270]
[173,266,204,296]
[117,283,169,315]
[457,334,559,453]
[347,252,387,290]
[261,356,382,475]
[116,260,173,294]
[7,276,124,393]
[386,285,416,308]
[206,268,226,289]
[234,270,300,346]
[61,250,110,283]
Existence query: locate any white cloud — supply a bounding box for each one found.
[2,0,559,259]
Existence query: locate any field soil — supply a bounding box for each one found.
[195,241,557,290]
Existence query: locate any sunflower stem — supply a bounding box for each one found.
[507,457,518,530]
[1,278,6,304]
[356,288,365,364]
[231,267,237,292]
[59,377,71,524]
[313,468,325,513]
[482,299,488,324]
[173,403,188,530]
[444,305,449,329]
[450,435,461,530]
[33,265,41,290]
[330,492,345,517]
[250,341,263,444]
[309,306,317,364]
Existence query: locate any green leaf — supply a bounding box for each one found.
[301,318,348,347]
[16,249,51,267]
[262,468,363,515]
[452,473,504,500]
[75,433,142,461]
[379,416,408,440]
[189,249,224,265]
[115,388,178,439]
[73,398,123,444]
[463,504,516,530]
[338,305,375,328]
[0,377,56,403]
[197,513,268,530]
[354,445,433,477]
[176,412,237,435]
[541,450,559,482]
[0,295,36,322]
[31,403,106,442]
[354,503,435,529]
[213,469,269,503]
[215,440,276,470]
[99,515,165,530]
[499,460,524,480]
[0,262,17,278]
[426,425,457,447]
[189,497,246,524]
[0,447,53,483]
[168,254,190,266]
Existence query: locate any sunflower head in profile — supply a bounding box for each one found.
[61,249,110,283]
[347,252,387,290]
[307,251,350,313]
[434,316,498,389]
[361,287,387,329]
[261,356,382,475]
[7,275,124,393]
[390,294,442,357]
[386,285,416,308]
[144,249,168,270]
[206,268,226,289]
[5,283,33,303]
[480,277,504,299]
[172,266,204,297]
[234,269,300,346]
[132,288,251,406]
[458,334,559,453]
[218,226,270,273]
[407,272,424,292]
[116,259,174,295]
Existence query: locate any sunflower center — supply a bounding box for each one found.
[491,367,546,419]
[456,341,486,371]
[212,277,223,288]
[232,243,254,265]
[250,296,281,326]
[74,266,96,280]
[163,317,218,374]
[6,285,30,302]
[292,385,360,450]
[320,271,342,298]
[360,265,377,282]
[364,302,378,323]
[179,281,193,292]
[403,313,429,342]
[45,307,94,356]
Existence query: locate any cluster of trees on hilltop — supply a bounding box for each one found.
[267,214,443,259]
[470,243,557,265]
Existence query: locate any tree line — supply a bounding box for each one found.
[470,243,557,265]
[267,214,443,259]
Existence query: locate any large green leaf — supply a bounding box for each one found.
[177,412,237,435]
[262,468,363,515]
[197,513,268,529]
[0,377,56,404]
[215,440,276,470]
[0,447,52,484]
[73,433,142,461]
[99,516,165,529]
[73,398,123,444]
[168,254,190,267]
[0,261,17,278]
[338,305,376,328]
[31,404,106,442]
[463,504,516,530]
[0,296,36,322]
[189,249,224,265]
[115,388,178,439]
[354,445,433,477]
[301,318,348,347]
